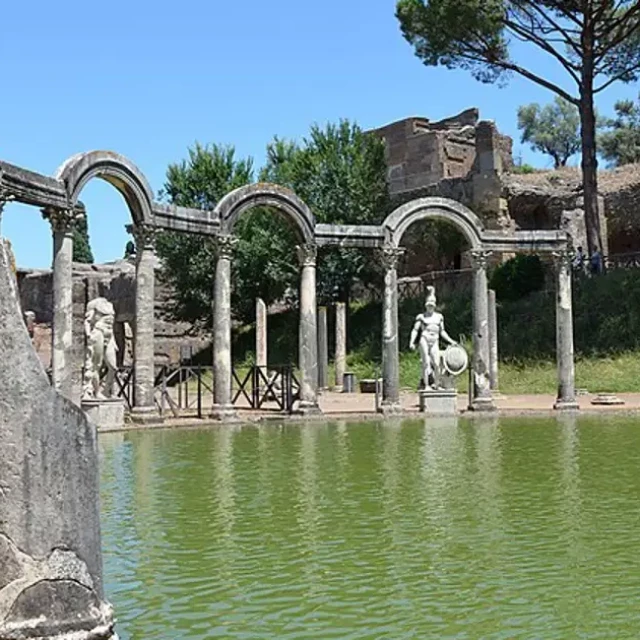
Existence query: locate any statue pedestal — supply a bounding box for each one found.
[419,389,457,415]
[81,398,126,430]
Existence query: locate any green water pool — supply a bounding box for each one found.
[100,416,640,639]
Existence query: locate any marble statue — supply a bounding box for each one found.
[409,286,457,390]
[82,297,118,400]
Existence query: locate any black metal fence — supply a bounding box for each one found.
[233,365,299,413]
[127,363,302,418]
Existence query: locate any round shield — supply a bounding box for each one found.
[442,343,469,376]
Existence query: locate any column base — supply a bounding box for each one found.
[468,396,497,412]
[209,404,240,422]
[554,399,580,411]
[296,401,323,416]
[130,406,164,425]
[377,401,402,415]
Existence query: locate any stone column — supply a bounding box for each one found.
[127,223,158,421]
[379,245,404,413]
[211,235,237,420]
[317,306,328,390]
[488,288,499,391]
[256,297,267,369]
[469,250,496,411]
[297,244,321,413]
[42,207,77,400]
[553,250,579,410]
[334,301,347,391]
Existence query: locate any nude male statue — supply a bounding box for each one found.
[82,297,118,400]
[409,286,456,390]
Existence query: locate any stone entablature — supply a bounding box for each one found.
[0,148,575,417]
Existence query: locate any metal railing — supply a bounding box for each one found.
[233,365,300,414]
[145,363,300,418]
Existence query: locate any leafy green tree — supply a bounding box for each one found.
[123,240,135,259]
[517,98,581,168]
[599,94,640,166]
[262,120,390,303]
[155,143,298,324]
[490,254,546,302]
[73,215,94,263]
[396,0,640,255]
[155,143,254,325]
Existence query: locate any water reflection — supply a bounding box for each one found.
[101,417,640,639]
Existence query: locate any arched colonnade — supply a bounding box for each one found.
[0,151,578,420]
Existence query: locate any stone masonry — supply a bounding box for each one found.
[369,108,625,255]
[16,259,209,404]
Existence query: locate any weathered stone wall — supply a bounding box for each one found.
[16,260,210,401]
[373,109,640,256]
[372,111,513,236]
[370,109,481,195]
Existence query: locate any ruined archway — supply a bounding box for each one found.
[55,151,156,414]
[383,197,484,249]
[56,151,154,226]
[215,183,316,243]
[211,183,320,419]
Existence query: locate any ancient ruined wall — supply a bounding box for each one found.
[599,164,640,254]
[375,108,640,255]
[16,260,210,397]
[370,109,480,196]
[371,110,514,235]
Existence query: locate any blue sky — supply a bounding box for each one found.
[1,0,637,269]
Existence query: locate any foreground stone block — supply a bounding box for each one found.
[0,242,116,639]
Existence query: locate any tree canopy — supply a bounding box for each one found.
[262,120,390,303]
[517,98,581,168]
[599,94,640,166]
[155,121,390,326]
[73,215,94,263]
[396,0,640,253]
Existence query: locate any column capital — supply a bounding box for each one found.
[296,243,317,268]
[126,223,157,251]
[42,207,80,234]
[216,234,237,259]
[468,249,493,270]
[378,244,405,270]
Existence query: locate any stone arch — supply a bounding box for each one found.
[215,183,316,244]
[383,197,484,249]
[55,151,154,226]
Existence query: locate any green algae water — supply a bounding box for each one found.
[99,417,640,639]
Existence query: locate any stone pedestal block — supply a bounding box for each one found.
[81,398,126,431]
[419,389,457,415]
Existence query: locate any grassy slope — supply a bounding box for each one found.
[342,350,640,395]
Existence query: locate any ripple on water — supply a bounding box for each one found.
[100,417,640,639]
